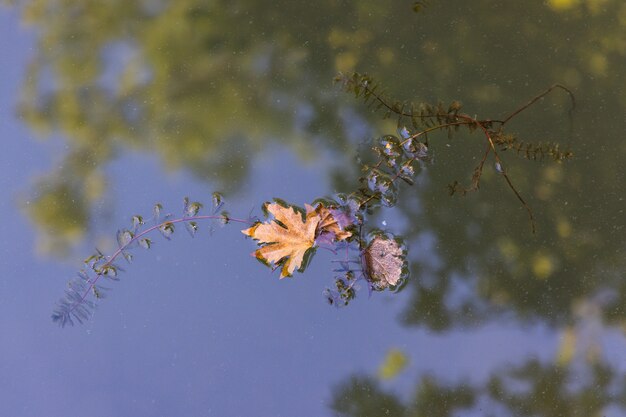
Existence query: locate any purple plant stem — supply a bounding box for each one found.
[67,215,252,319]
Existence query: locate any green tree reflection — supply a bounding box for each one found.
[14,0,364,253]
[333,303,625,416]
[14,1,626,281]
[331,359,622,417]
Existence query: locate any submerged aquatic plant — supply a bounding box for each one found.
[52,194,246,326]
[335,72,575,233]
[52,73,574,326]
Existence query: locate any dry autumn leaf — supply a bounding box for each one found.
[242,203,320,278]
[242,202,351,278]
[363,235,404,289]
[315,205,352,242]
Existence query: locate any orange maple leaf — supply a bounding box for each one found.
[242,203,321,278]
[242,203,352,278]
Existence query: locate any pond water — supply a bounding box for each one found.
[1,1,626,416]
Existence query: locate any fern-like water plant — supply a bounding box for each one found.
[52,73,574,326]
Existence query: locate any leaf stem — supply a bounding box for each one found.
[458,114,536,233]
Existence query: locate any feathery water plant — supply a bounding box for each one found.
[52,194,248,326]
[334,72,575,233]
[52,73,574,326]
